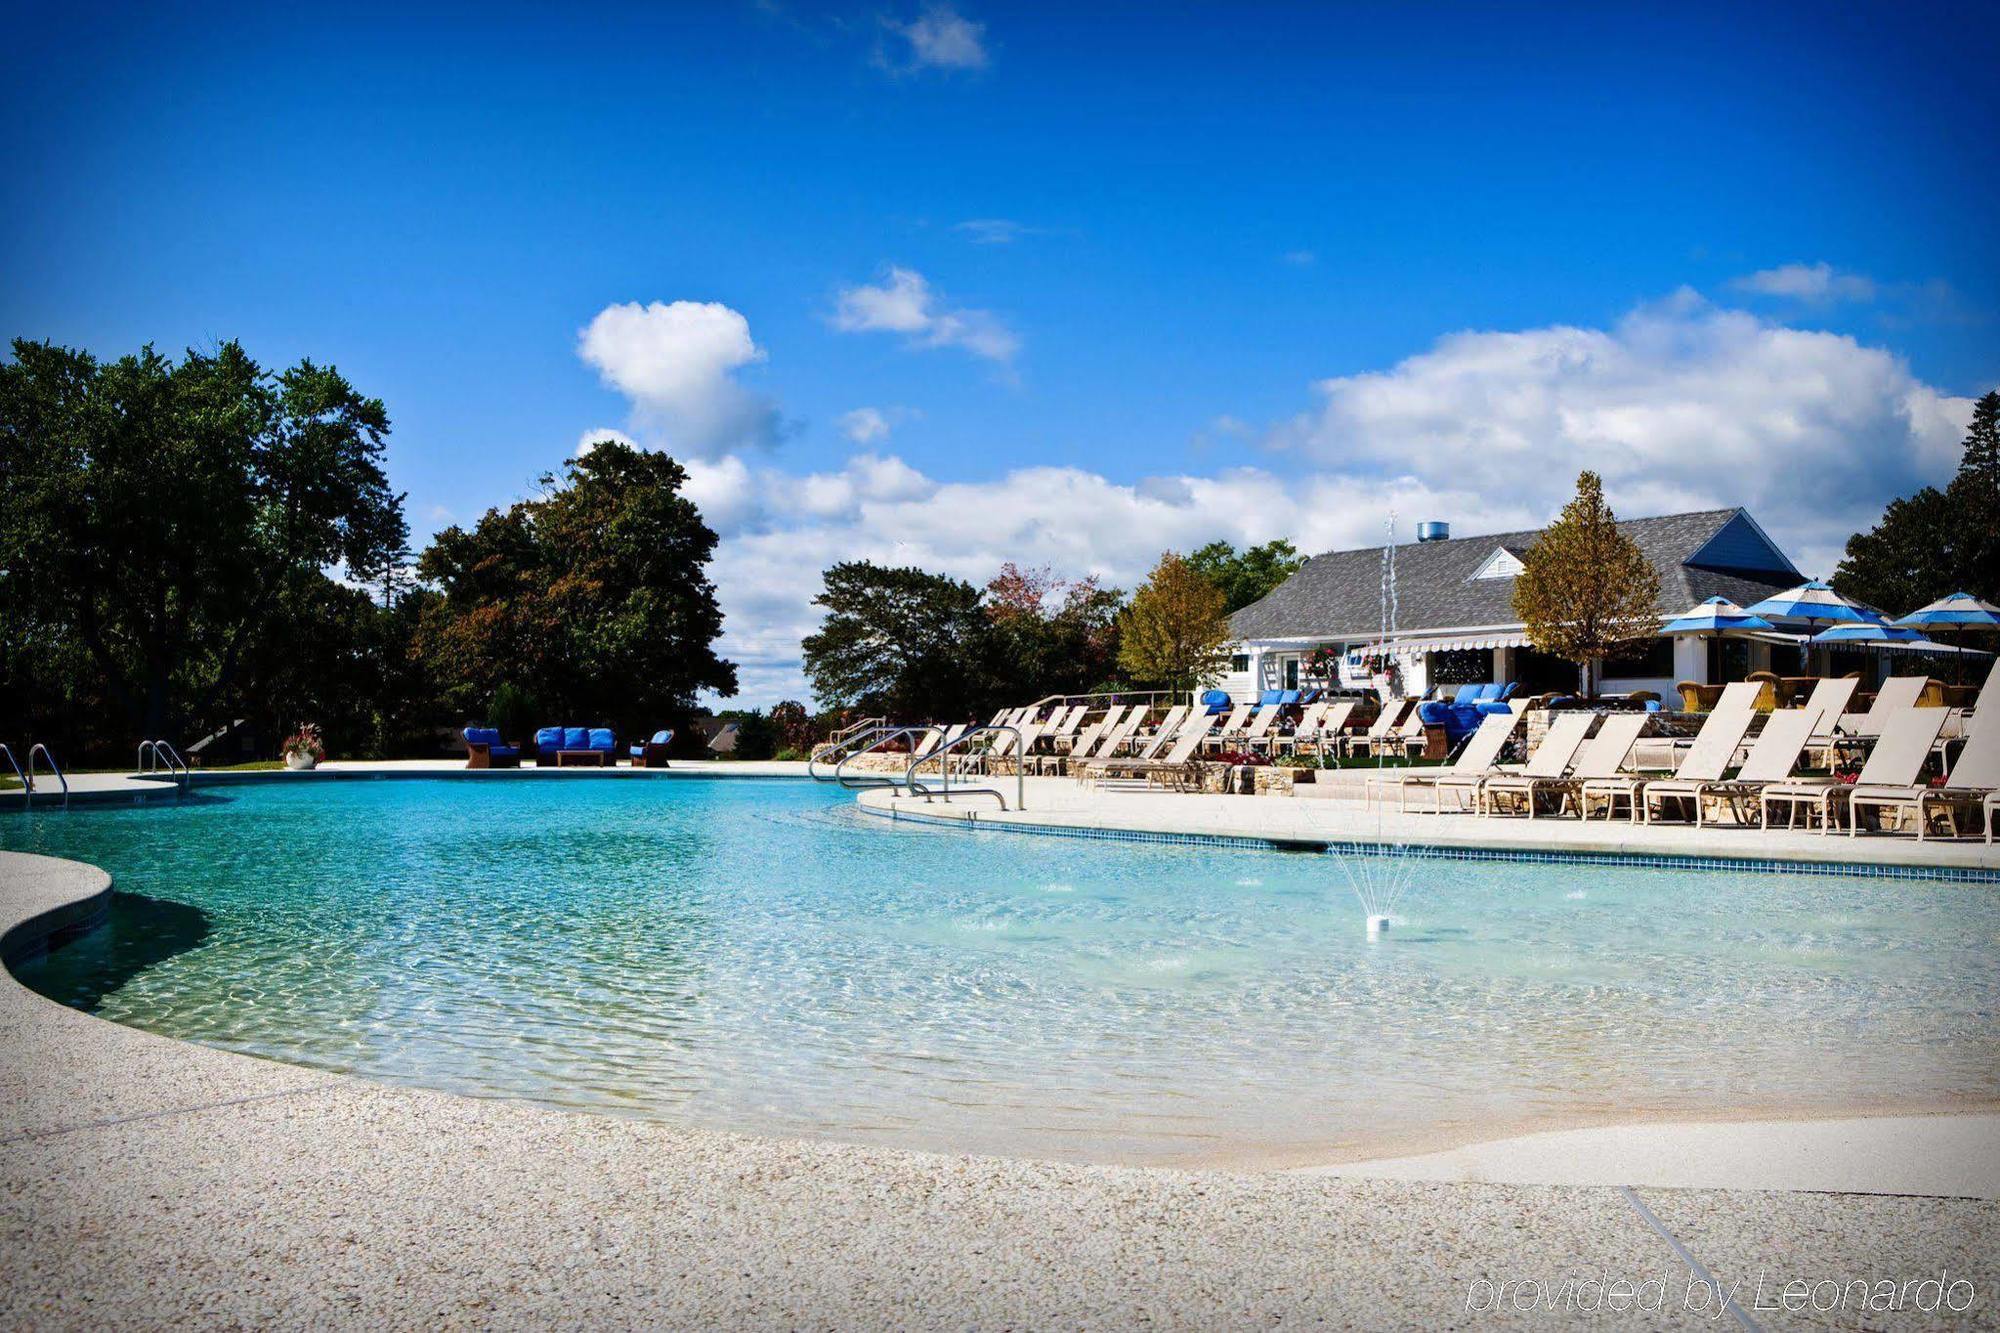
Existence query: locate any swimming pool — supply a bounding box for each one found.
[7,777,1997,1165]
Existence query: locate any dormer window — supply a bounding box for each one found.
[1472,547,1524,580]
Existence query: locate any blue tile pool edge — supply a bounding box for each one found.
[859,800,2000,884]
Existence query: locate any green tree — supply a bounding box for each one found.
[1186,539,1306,613]
[416,440,736,736]
[1117,552,1231,694]
[800,562,990,718]
[1834,389,2000,610]
[0,338,405,751]
[982,563,1125,699]
[1512,471,1661,695]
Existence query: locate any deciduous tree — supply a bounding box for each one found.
[1834,389,2000,610]
[1117,553,1231,694]
[1186,539,1306,613]
[800,562,989,719]
[1512,471,1660,695]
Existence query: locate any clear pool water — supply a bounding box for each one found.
[6,777,1997,1165]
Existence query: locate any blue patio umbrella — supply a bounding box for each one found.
[1661,595,1775,635]
[1809,618,1927,645]
[1742,580,1871,626]
[1892,591,2000,629]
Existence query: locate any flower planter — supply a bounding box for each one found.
[285,752,317,771]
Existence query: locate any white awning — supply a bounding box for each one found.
[1390,631,1534,655]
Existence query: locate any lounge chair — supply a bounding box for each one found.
[1341,700,1410,758]
[1850,707,1999,840]
[1371,701,1429,759]
[1085,713,1220,791]
[462,726,521,769]
[1205,703,1253,752]
[1066,708,1117,762]
[1837,676,1931,738]
[1365,711,1523,813]
[628,729,674,767]
[1132,705,1190,761]
[1474,712,1595,818]
[1761,708,1949,835]
[1285,701,1355,756]
[1237,704,1283,753]
[1580,707,1755,824]
[1486,713,1650,821]
[1639,708,1817,827]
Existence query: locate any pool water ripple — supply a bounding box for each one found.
[5,777,1997,1165]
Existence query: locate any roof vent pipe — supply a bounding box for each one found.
[1416,521,1450,543]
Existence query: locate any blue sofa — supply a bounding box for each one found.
[462,726,521,769]
[534,725,618,767]
[1416,682,1519,743]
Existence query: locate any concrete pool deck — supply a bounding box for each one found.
[3,850,1998,1327]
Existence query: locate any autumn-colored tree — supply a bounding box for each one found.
[1117,553,1232,695]
[1512,472,1661,695]
[983,562,1124,696]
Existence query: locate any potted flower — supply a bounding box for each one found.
[282,723,324,771]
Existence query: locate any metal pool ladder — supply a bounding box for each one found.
[138,739,192,793]
[808,723,1023,810]
[2,742,69,808]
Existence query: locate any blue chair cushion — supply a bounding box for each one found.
[1200,689,1231,714]
[1258,689,1283,705]
[650,729,673,745]
[1278,689,1301,705]
[1493,682,1519,701]
[1417,701,1451,726]
[629,744,646,757]
[463,726,501,747]
[1452,684,1481,703]
[563,726,589,750]
[535,727,564,750]
[488,744,518,759]
[1474,683,1502,702]
[587,728,615,751]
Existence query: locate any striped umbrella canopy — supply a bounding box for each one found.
[1810,618,1926,645]
[1892,590,2000,629]
[1661,595,1775,635]
[1743,579,1872,626]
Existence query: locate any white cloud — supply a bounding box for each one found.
[1274,290,1971,576]
[840,407,891,443]
[576,300,779,455]
[884,4,988,71]
[574,427,637,457]
[1729,262,1878,304]
[576,290,1970,707]
[832,266,1019,363]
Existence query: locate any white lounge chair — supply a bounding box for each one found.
[1484,712,1649,821]
[1640,707,1818,828]
[1474,711,1595,819]
[1365,711,1522,813]
[1581,706,1756,824]
[1761,708,1949,835]
[1850,706,2000,840]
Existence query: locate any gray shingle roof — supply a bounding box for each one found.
[1228,508,1801,642]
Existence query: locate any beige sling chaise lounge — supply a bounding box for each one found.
[1760,708,1949,835]
[1365,711,1522,813]
[1342,700,1410,758]
[1483,712,1649,821]
[1087,712,1221,791]
[1579,705,1756,825]
[1473,711,1595,818]
[1849,706,2000,840]
[1638,707,1819,828]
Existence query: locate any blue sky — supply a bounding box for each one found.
[4,1,1996,702]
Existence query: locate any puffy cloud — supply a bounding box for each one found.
[1275,291,1970,576]
[832,266,1019,363]
[1729,262,1878,303]
[574,427,637,457]
[884,4,988,71]
[576,300,779,454]
[599,291,1971,706]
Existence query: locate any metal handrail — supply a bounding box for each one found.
[904,724,1023,810]
[137,739,191,791]
[26,744,67,807]
[808,722,904,783]
[820,715,889,753]
[0,744,26,803]
[833,725,936,792]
